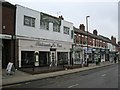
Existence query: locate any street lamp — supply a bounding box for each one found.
[86,16,90,66]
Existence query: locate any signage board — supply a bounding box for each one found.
[6,62,15,74]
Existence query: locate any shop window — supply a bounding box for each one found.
[74,51,81,64]
[39,52,50,66]
[21,51,35,67]
[57,52,68,65]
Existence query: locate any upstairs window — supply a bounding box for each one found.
[40,21,49,30]
[24,15,35,27]
[53,23,60,32]
[71,30,74,39]
[40,13,61,31]
[64,26,70,35]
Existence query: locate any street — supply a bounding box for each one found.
[3,64,118,88]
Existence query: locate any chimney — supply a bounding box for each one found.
[93,29,97,35]
[79,24,85,31]
[114,37,116,44]
[111,36,113,40]
[59,15,64,20]
[111,36,116,44]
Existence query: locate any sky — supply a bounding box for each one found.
[6,0,119,42]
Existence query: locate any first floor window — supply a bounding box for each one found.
[40,21,49,30]
[53,23,60,32]
[71,30,74,39]
[64,26,70,35]
[24,15,35,27]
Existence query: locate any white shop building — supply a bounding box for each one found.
[15,5,74,68]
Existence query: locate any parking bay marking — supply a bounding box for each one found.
[101,74,106,77]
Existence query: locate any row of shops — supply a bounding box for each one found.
[1,2,119,69]
[2,36,73,68]
[72,44,110,65]
[2,36,117,69]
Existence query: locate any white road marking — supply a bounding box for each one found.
[25,82,31,84]
[68,84,79,88]
[101,74,106,77]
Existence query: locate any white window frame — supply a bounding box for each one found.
[53,23,60,32]
[63,26,70,35]
[24,15,35,27]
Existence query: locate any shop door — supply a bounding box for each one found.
[50,51,56,67]
[50,48,56,67]
[70,52,73,65]
[2,40,11,68]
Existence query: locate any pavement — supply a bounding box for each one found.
[2,61,116,86]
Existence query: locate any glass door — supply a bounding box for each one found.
[50,51,56,67]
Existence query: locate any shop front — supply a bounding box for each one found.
[100,48,106,62]
[105,49,109,61]
[21,51,35,68]
[99,48,109,62]
[18,38,72,68]
[92,48,101,63]
[57,52,68,65]
[73,46,83,65]
[84,47,93,63]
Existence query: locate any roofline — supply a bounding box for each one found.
[73,26,111,43]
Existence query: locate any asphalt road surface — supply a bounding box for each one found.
[3,64,119,88]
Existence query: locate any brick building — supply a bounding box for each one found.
[1,2,16,68]
[73,24,110,65]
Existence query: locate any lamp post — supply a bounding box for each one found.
[86,16,90,66]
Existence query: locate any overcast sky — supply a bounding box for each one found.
[6,0,119,42]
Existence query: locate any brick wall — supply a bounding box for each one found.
[2,2,15,35]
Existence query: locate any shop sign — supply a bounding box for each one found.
[36,42,51,46]
[101,49,105,52]
[57,43,62,47]
[6,62,15,74]
[92,49,96,51]
[0,34,12,39]
[84,48,92,53]
[36,41,62,47]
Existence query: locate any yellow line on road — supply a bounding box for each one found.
[2,84,21,88]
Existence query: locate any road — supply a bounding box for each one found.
[3,64,118,88]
